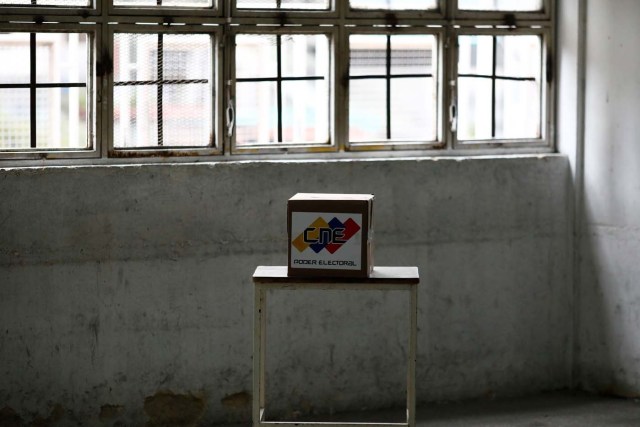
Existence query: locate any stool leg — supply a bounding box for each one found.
[407,285,418,427]
[260,288,267,415]
[253,286,266,426]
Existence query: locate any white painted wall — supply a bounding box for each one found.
[0,156,572,425]
[578,0,640,397]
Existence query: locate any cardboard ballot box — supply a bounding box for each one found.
[287,193,374,278]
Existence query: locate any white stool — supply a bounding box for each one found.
[252,266,419,427]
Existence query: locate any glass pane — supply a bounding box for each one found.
[114,33,158,83]
[349,79,386,142]
[390,34,434,75]
[0,33,30,84]
[36,88,87,149]
[162,34,211,81]
[0,89,30,149]
[349,34,387,77]
[349,33,436,143]
[0,32,91,151]
[458,35,493,76]
[236,82,278,146]
[236,33,330,146]
[457,34,542,141]
[459,0,542,11]
[390,78,434,141]
[281,34,329,78]
[114,85,157,148]
[495,35,541,78]
[113,0,212,7]
[162,85,212,147]
[114,33,213,148]
[237,0,328,9]
[236,35,278,79]
[350,0,437,10]
[281,80,328,144]
[495,80,540,139]
[0,0,90,6]
[457,77,492,140]
[36,33,88,84]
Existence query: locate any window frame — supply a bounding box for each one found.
[231,0,338,19]
[0,0,101,17]
[345,26,445,152]
[346,0,445,20]
[108,0,222,18]
[453,0,552,22]
[0,0,556,163]
[229,25,337,155]
[0,22,100,161]
[106,23,223,158]
[450,26,554,152]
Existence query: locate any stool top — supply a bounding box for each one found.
[252,266,419,285]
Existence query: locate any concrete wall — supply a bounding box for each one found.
[577,0,640,397]
[0,156,572,426]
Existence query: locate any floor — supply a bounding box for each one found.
[223,391,640,426]
[415,391,640,426]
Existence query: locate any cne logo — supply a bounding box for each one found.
[292,216,361,254]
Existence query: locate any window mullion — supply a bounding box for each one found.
[334,24,347,152]
[445,27,456,149]
[491,34,496,139]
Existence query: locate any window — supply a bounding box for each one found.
[348,32,437,145]
[233,31,330,148]
[0,0,554,161]
[0,30,92,153]
[113,31,214,149]
[456,32,544,143]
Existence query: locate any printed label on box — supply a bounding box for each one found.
[290,212,362,270]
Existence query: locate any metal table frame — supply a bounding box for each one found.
[252,266,419,427]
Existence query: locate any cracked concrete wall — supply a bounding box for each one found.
[578,0,640,397]
[0,156,571,426]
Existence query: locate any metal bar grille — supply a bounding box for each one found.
[491,35,497,138]
[457,74,535,82]
[385,34,391,140]
[276,34,283,142]
[349,74,433,80]
[0,83,87,88]
[236,76,324,83]
[157,33,164,146]
[30,32,36,148]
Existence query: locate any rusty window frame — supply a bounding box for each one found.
[0,0,555,164]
